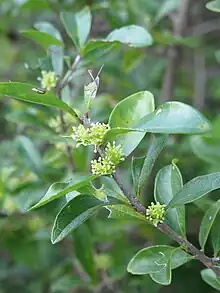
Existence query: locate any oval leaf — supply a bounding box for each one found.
[51,195,118,244]
[109,91,155,156]
[107,204,147,221]
[206,0,220,12]
[60,7,92,50]
[106,25,153,47]
[137,102,211,134]
[0,82,79,119]
[21,30,63,50]
[154,163,185,236]
[211,213,220,257]
[168,172,220,208]
[127,245,191,275]
[35,21,64,75]
[30,174,97,210]
[201,268,220,291]
[199,199,220,250]
[132,134,167,197]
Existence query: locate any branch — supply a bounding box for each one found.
[160,0,192,103]
[158,222,220,277]
[187,18,220,36]
[55,55,82,171]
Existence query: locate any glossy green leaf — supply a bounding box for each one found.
[199,199,220,250]
[211,213,220,256]
[154,163,185,236]
[190,136,220,166]
[82,40,120,64]
[168,172,220,208]
[132,134,167,197]
[137,102,211,134]
[21,30,63,50]
[100,176,127,203]
[30,174,97,210]
[107,204,146,221]
[60,7,92,50]
[74,224,97,281]
[206,0,220,12]
[35,22,64,75]
[106,25,153,47]
[51,195,118,243]
[150,257,171,285]
[0,82,79,118]
[127,245,191,276]
[201,268,220,290]
[109,91,155,156]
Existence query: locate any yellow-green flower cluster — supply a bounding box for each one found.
[72,123,109,149]
[146,202,166,226]
[91,142,124,175]
[37,70,58,91]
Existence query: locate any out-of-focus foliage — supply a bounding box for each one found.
[1,0,220,292]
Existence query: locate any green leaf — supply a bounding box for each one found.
[127,245,191,275]
[190,136,220,166]
[100,176,127,203]
[74,224,97,281]
[107,204,147,221]
[150,257,172,285]
[137,102,211,134]
[132,134,167,197]
[150,247,192,285]
[206,0,220,12]
[82,40,120,64]
[109,91,155,156]
[0,82,79,118]
[21,30,63,50]
[30,174,97,210]
[201,268,220,291]
[106,25,153,47]
[168,172,220,208]
[154,163,185,236]
[84,76,99,112]
[155,0,180,23]
[35,22,64,75]
[51,195,117,243]
[16,135,43,174]
[60,7,92,50]
[211,213,220,257]
[199,199,220,250]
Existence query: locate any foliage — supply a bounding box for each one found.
[1,1,220,293]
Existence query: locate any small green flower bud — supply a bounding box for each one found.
[72,125,90,147]
[146,202,166,226]
[71,122,109,149]
[105,141,124,165]
[37,70,58,91]
[89,122,110,147]
[91,141,124,176]
[91,157,115,176]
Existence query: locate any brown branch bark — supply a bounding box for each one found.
[160,0,192,103]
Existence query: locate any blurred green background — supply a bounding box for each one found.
[1,0,220,292]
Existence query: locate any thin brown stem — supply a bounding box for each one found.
[157,222,220,277]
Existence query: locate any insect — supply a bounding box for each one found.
[32,88,47,94]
